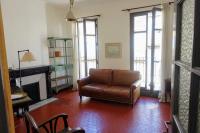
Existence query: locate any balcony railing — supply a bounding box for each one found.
[134,57,161,90]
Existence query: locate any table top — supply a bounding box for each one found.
[11,92,27,100]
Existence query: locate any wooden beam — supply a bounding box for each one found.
[0,4,15,133]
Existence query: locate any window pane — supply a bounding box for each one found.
[134,15,146,32]
[147,13,152,46]
[78,20,98,78]
[78,22,85,59]
[80,61,85,78]
[86,36,96,60]
[155,11,162,29]
[133,33,146,87]
[86,21,95,35]
[146,47,151,90]
[155,30,162,46]
[134,33,146,58]
[87,61,96,75]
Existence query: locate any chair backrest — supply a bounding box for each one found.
[24,111,85,133]
[24,112,40,133]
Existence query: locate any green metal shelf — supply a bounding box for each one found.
[52,84,73,93]
[51,75,73,81]
[48,37,73,94]
[49,56,73,58]
[48,47,73,49]
[48,37,73,41]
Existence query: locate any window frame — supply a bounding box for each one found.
[76,18,99,78]
[130,8,162,91]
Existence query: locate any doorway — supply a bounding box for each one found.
[130,8,162,91]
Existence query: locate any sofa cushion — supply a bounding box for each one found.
[112,70,140,86]
[103,86,130,99]
[89,69,112,84]
[80,83,108,96]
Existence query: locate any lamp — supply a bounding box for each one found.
[65,0,76,22]
[18,50,35,87]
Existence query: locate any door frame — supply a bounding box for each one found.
[130,11,149,90]
[172,0,200,132]
[77,18,99,77]
[0,5,15,133]
[0,66,9,133]
[130,8,162,91]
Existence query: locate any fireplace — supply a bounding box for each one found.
[9,65,52,104]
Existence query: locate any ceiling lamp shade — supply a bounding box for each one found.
[21,52,35,62]
[65,9,76,21]
[65,0,76,22]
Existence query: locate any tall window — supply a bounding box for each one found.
[77,19,98,78]
[130,8,162,91]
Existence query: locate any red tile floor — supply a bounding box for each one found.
[14,90,171,133]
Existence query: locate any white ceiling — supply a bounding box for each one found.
[46,0,117,5]
[46,0,90,5]
[46,0,72,5]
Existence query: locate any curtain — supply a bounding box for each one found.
[159,3,174,102]
[72,22,79,90]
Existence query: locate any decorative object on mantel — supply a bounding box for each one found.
[18,50,35,87]
[54,51,61,57]
[105,43,122,58]
[65,0,76,22]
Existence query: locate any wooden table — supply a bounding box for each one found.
[12,92,32,116]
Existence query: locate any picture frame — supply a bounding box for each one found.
[105,43,122,58]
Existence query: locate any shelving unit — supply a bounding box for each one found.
[48,37,73,93]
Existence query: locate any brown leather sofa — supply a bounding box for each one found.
[77,69,141,106]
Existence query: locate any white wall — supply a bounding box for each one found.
[0,0,172,70]
[1,0,49,68]
[46,3,72,38]
[73,0,171,70]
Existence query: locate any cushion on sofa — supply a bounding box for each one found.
[81,83,108,97]
[112,70,140,86]
[103,86,130,99]
[89,69,112,84]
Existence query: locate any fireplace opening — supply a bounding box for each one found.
[23,82,40,104]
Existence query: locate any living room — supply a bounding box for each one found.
[0,0,200,133]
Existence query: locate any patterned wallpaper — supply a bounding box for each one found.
[178,68,191,131]
[180,0,194,64]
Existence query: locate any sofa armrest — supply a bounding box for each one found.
[77,77,90,89]
[130,80,141,105]
[130,80,141,90]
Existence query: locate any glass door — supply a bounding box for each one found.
[77,19,98,78]
[130,8,162,91]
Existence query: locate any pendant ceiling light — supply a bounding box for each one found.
[65,0,76,22]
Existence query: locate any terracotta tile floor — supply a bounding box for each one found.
[14,90,171,133]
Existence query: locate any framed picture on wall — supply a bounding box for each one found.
[105,43,122,58]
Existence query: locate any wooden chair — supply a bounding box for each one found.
[24,112,85,133]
